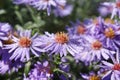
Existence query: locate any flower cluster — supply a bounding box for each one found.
[1,0,120,80]
[13,0,73,16]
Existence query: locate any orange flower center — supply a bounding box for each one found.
[113,64,120,70]
[19,37,31,47]
[89,75,100,80]
[104,27,115,39]
[105,18,114,24]
[77,26,86,34]
[55,32,69,44]
[92,40,102,50]
[116,2,120,8]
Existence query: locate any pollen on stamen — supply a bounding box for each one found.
[19,37,31,47]
[104,27,115,39]
[77,25,86,34]
[90,75,101,80]
[112,64,120,70]
[92,40,102,50]
[55,32,69,44]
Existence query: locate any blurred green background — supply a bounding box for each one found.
[0,0,111,33]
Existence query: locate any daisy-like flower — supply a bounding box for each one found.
[96,21,120,51]
[41,32,82,57]
[30,0,66,15]
[101,53,120,80]
[53,4,73,17]
[24,61,52,80]
[81,72,101,80]
[75,36,115,62]
[101,0,120,19]
[4,30,45,61]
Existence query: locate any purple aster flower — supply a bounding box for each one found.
[66,20,87,35]
[96,20,120,51]
[30,0,66,15]
[0,22,12,47]
[101,1,120,19]
[100,53,120,80]
[53,4,73,17]
[0,49,23,74]
[98,3,112,17]
[24,61,52,80]
[75,35,115,62]
[40,32,82,57]
[0,22,12,34]
[4,30,45,61]
[81,72,101,80]
[85,17,103,35]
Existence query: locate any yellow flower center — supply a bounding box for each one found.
[93,19,99,25]
[104,27,115,39]
[105,18,114,24]
[113,64,120,70]
[77,26,86,34]
[19,37,31,47]
[92,40,102,50]
[55,32,69,44]
[89,75,100,80]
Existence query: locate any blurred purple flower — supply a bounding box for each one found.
[101,1,120,19]
[30,0,66,15]
[0,49,23,74]
[81,72,101,80]
[0,22,12,47]
[53,4,73,17]
[24,61,52,80]
[13,0,33,5]
[4,30,45,61]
